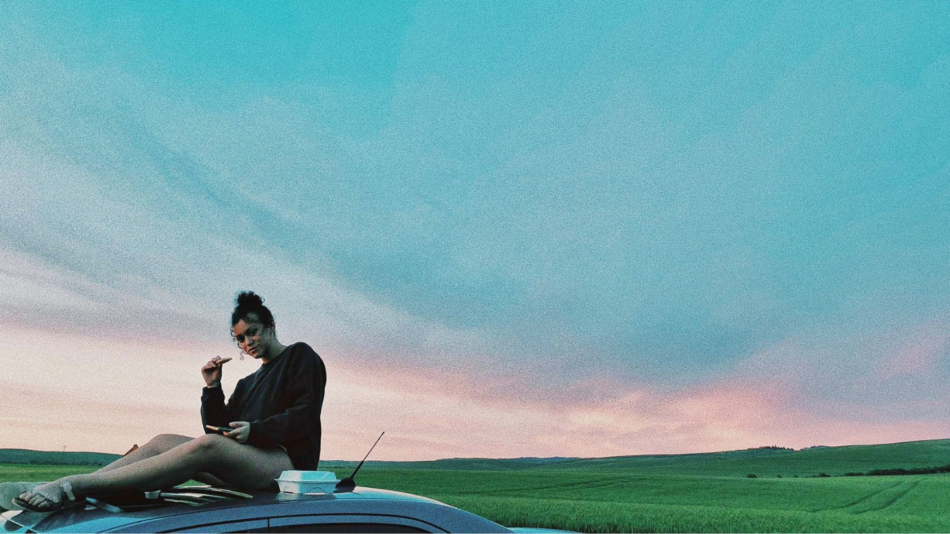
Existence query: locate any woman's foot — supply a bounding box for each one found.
[13,480,77,513]
[0,482,48,511]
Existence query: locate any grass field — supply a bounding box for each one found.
[4,439,950,532]
[349,469,950,532]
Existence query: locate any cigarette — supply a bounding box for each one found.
[217,357,233,365]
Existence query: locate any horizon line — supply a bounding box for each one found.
[6,436,948,463]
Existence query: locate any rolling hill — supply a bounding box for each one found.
[321,438,950,477]
[0,449,121,466]
[5,438,950,477]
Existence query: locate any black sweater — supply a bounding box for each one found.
[201,342,326,470]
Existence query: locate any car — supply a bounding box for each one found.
[0,484,573,533]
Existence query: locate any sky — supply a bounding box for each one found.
[1,1,948,461]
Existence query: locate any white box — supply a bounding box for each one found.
[276,470,340,494]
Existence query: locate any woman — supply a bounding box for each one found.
[11,291,327,513]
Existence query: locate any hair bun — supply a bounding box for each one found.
[236,291,265,308]
[231,290,275,328]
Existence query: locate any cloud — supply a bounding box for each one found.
[873,326,950,382]
[0,382,197,454]
[0,40,499,368]
[726,319,950,423]
[323,351,950,460]
[2,2,949,459]
[327,317,950,459]
[3,316,948,460]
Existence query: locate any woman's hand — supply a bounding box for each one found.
[201,356,231,388]
[225,421,250,443]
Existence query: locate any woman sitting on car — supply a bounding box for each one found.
[11,291,327,513]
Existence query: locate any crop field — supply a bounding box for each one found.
[348,469,950,532]
[4,439,950,532]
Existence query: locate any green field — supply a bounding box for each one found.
[4,439,950,532]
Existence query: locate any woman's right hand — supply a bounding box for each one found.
[201,356,231,388]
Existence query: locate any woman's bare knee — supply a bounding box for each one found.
[145,434,193,455]
[185,434,230,459]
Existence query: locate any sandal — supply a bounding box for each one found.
[0,482,47,511]
[12,481,80,513]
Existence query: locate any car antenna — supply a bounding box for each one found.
[336,431,384,492]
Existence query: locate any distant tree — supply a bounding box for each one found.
[865,464,950,476]
[746,474,757,478]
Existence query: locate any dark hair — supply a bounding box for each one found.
[231,291,275,329]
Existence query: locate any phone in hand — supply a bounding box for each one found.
[206,425,233,435]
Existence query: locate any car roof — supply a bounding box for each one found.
[0,487,511,533]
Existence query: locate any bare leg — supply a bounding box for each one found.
[18,435,292,510]
[96,434,193,474]
[95,434,233,487]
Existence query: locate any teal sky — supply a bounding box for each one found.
[1,1,948,458]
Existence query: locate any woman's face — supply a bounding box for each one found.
[232,314,274,359]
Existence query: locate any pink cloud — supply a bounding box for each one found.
[339,317,950,458]
[4,318,949,462]
[872,325,949,381]
[320,355,950,460]
[0,382,198,454]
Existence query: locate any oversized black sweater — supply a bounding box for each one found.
[201,342,326,470]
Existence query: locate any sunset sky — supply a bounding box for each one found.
[1,1,949,461]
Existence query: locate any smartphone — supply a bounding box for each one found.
[206,425,233,434]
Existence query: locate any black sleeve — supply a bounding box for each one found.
[247,346,326,447]
[201,381,245,433]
